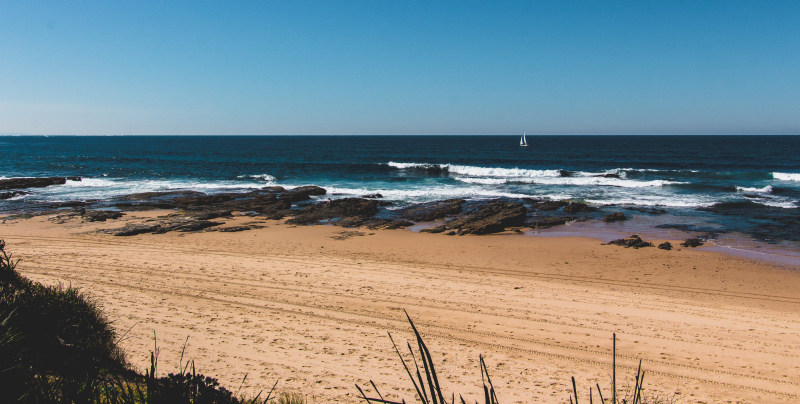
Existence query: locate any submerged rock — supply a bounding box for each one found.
[627,206,668,215]
[563,202,597,213]
[604,212,627,222]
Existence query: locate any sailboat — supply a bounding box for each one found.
[519,131,528,147]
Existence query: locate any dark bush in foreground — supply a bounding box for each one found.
[0,239,125,402]
[0,239,277,404]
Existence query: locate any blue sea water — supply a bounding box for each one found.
[1,135,799,258]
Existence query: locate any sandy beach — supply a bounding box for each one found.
[2,212,799,403]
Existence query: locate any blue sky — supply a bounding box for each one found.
[1,1,798,135]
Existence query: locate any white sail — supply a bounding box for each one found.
[520,131,528,147]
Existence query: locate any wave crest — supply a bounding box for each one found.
[387,162,677,187]
[736,185,773,193]
[774,172,800,182]
[237,174,276,182]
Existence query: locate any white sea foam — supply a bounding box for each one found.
[617,167,700,173]
[387,162,561,178]
[573,169,628,179]
[735,185,773,193]
[757,199,799,209]
[446,165,561,178]
[454,175,678,188]
[33,177,267,202]
[61,178,117,188]
[237,174,276,182]
[4,194,27,201]
[452,177,513,185]
[583,195,716,208]
[389,162,678,187]
[323,185,537,202]
[773,172,800,182]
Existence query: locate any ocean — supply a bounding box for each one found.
[2,135,799,262]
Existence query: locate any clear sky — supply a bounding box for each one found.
[1,1,798,135]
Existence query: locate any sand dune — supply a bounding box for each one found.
[3,213,800,403]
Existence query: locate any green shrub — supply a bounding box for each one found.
[0,239,126,402]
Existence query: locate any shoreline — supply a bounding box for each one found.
[521,219,800,269]
[2,178,799,269]
[2,212,800,402]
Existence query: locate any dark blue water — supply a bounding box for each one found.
[2,135,799,251]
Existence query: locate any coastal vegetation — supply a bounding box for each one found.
[0,239,286,404]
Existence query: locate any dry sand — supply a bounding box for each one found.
[2,212,799,403]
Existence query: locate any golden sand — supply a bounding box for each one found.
[2,212,799,403]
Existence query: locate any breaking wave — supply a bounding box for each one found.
[387,162,679,188]
[774,172,800,182]
[237,174,277,182]
[735,185,773,193]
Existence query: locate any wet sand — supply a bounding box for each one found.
[2,212,799,403]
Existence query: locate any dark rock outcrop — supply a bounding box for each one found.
[183,210,234,221]
[286,198,379,226]
[606,235,653,249]
[362,193,383,199]
[398,199,465,222]
[604,212,627,222]
[443,201,527,235]
[525,199,569,211]
[82,210,124,222]
[658,241,673,250]
[419,225,448,234]
[344,218,414,230]
[114,186,318,220]
[206,224,265,232]
[103,217,222,236]
[282,185,326,202]
[0,177,80,191]
[528,216,579,229]
[363,218,411,230]
[119,190,204,201]
[172,193,237,207]
[681,238,704,248]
